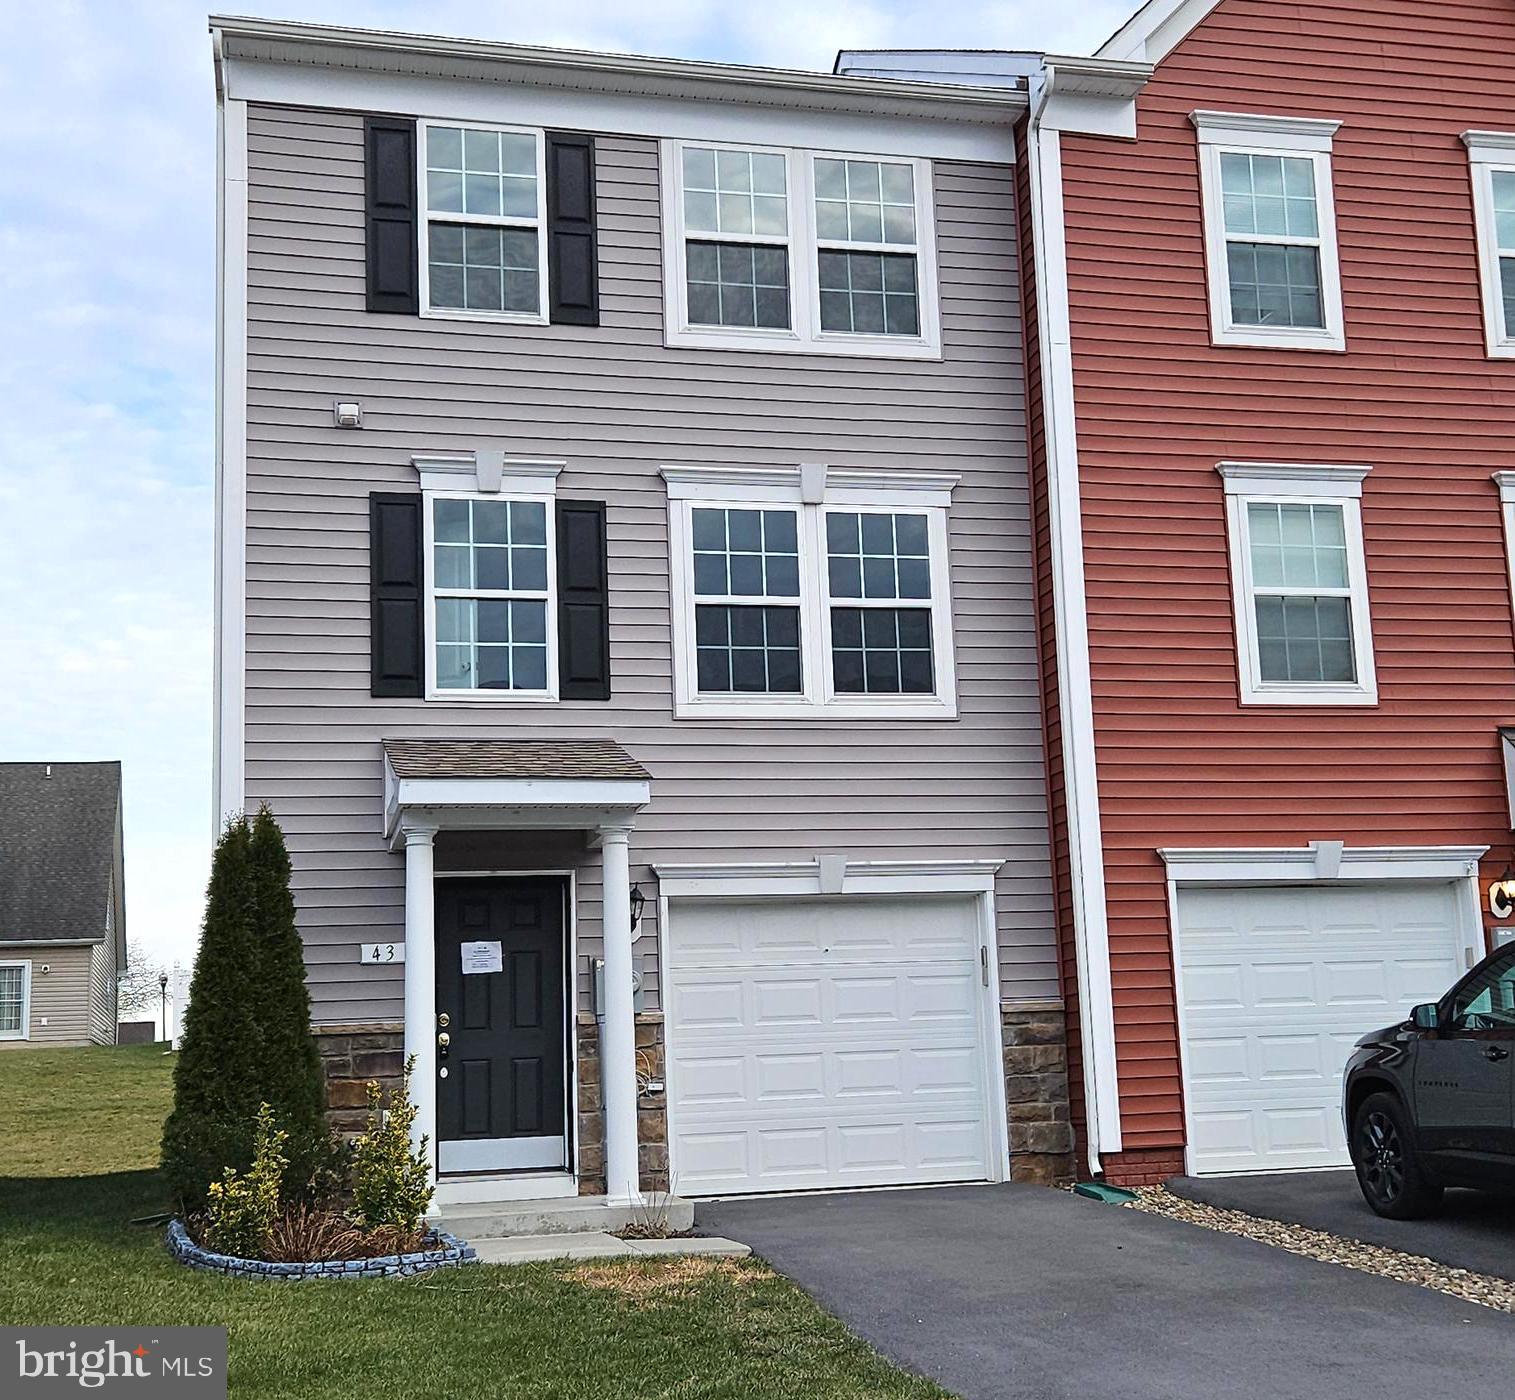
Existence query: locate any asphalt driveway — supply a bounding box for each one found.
[698,1183,1515,1400]
[1169,1170,1515,1281]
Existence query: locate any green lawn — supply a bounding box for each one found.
[0,1045,948,1400]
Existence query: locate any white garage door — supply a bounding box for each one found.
[665,894,998,1196]
[1176,881,1467,1175]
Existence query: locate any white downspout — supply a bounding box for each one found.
[1024,66,1124,1178]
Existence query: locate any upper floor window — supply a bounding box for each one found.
[662,141,941,359]
[663,464,958,718]
[420,122,548,323]
[1192,112,1345,352]
[1218,462,1376,706]
[1463,131,1515,359]
[418,459,562,701]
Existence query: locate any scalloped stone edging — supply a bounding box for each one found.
[166,1218,478,1280]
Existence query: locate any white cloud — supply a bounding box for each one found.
[0,0,1129,968]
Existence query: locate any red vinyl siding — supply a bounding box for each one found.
[1060,0,1515,1149]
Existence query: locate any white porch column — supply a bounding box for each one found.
[402,820,439,1188]
[598,819,641,1204]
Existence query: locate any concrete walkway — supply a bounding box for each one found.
[1169,1170,1515,1281]
[470,1232,749,1265]
[699,1183,1515,1400]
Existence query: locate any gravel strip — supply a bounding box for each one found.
[1128,1185,1515,1313]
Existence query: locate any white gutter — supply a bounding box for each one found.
[1024,62,1134,1177]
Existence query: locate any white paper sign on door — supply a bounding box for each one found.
[460,940,503,975]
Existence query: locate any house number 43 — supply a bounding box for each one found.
[359,942,405,964]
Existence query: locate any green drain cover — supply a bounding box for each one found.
[1073,1182,1140,1204]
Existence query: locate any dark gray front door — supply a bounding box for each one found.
[434,876,568,1175]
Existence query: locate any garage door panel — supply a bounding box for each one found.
[667,894,995,1196]
[1178,881,1465,1175]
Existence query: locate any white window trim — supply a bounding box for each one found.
[660,140,942,360]
[0,960,31,1040]
[1494,472,1515,623]
[417,119,550,326]
[420,459,563,703]
[662,463,958,719]
[1191,111,1346,352]
[1463,131,1515,360]
[1218,461,1377,706]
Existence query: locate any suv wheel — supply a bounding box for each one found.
[1352,1091,1443,1220]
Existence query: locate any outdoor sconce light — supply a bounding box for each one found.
[333,400,363,429]
[629,883,646,931]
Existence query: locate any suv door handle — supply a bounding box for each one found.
[1483,1046,1510,1062]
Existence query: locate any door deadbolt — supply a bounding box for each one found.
[437,1013,450,1028]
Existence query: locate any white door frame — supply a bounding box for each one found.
[653,858,1012,1193]
[1160,842,1487,1177]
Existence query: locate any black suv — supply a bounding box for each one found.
[1343,942,1515,1218]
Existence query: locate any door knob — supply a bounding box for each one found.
[437,1031,450,1061]
[1483,1045,1509,1061]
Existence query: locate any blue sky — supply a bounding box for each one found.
[0,0,1129,970]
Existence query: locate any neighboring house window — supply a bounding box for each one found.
[0,962,29,1039]
[1462,131,1515,358]
[418,458,561,701]
[1218,462,1376,706]
[663,463,958,718]
[662,141,941,359]
[1191,112,1345,351]
[420,122,547,322]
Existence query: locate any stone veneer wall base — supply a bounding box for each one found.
[1002,1000,1077,1186]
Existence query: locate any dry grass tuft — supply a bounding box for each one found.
[565,1255,770,1303]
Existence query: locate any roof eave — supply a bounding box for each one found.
[208,14,1028,123]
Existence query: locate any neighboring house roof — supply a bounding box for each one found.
[382,738,651,782]
[0,762,124,963]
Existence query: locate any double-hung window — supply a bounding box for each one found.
[665,464,957,718]
[419,458,561,701]
[1219,462,1376,705]
[664,141,940,358]
[1463,131,1515,358]
[1192,111,1345,351]
[0,962,29,1039]
[420,121,548,321]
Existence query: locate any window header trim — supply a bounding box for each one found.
[1191,110,1341,152]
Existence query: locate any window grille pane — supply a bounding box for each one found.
[426,126,539,221]
[817,251,918,335]
[429,226,540,313]
[434,598,549,691]
[830,607,934,694]
[1220,152,1318,238]
[1254,594,1355,684]
[814,158,916,246]
[826,511,931,600]
[1226,242,1323,328]
[694,605,803,693]
[691,508,801,599]
[1247,503,1349,590]
[685,242,790,329]
[681,147,788,237]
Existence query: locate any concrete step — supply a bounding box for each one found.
[441,1194,696,1240]
[470,1232,750,1265]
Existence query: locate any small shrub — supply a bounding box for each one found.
[261,1205,428,1262]
[201,1104,287,1257]
[350,1059,433,1233]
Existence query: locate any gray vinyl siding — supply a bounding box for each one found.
[242,103,1054,1025]
[87,938,117,1045]
[0,945,102,1048]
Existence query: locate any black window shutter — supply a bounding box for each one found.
[546,132,600,326]
[365,116,419,315]
[556,500,611,700]
[370,493,424,698]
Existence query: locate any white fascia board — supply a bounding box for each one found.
[218,57,1017,165]
[1160,844,1488,884]
[395,776,650,810]
[212,88,249,832]
[1098,0,1227,65]
[1024,80,1124,1168]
